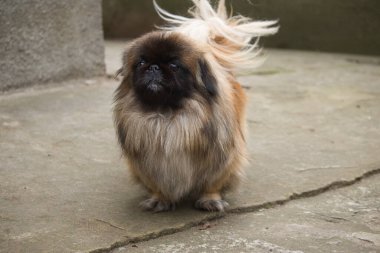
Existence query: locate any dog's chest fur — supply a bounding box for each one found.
[115,95,235,200]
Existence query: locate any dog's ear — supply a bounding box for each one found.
[198,58,218,97]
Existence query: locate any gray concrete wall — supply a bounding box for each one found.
[0,0,105,91]
[102,0,380,56]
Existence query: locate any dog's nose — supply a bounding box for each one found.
[148,64,160,72]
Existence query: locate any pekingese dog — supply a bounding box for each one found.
[113,0,277,212]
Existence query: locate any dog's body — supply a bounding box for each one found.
[114,0,277,212]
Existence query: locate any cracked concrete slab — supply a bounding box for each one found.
[112,174,380,253]
[1,42,380,252]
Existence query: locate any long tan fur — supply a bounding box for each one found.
[114,0,277,212]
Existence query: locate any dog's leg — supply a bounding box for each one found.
[194,169,234,212]
[195,150,243,212]
[139,193,176,212]
[195,192,229,212]
[127,160,176,212]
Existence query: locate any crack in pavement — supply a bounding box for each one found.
[94,219,126,231]
[90,167,380,253]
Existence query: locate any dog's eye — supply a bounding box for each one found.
[169,63,179,71]
[138,60,146,67]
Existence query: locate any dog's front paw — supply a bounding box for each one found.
[195,198,229,212]
[139,197,175,212]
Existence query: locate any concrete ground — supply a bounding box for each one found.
[113,174,380,253]
[1,41,379,253]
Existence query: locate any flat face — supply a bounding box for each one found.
[127,32,200,110]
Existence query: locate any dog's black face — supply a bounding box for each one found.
[123,32,217,110]
[132,35,195,109]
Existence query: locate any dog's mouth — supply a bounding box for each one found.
[146,81,163,93]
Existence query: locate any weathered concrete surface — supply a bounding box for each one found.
[113,174,380,253]
[0,0,105,91]
[0,42,380,252]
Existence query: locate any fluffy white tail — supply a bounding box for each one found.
[154,0,278,74]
